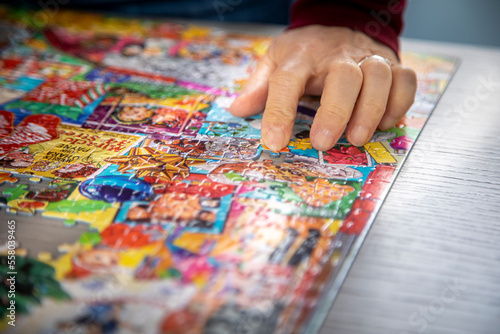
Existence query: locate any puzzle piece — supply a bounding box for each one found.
[29,177,42,183]
[0,172,18,185]
[79,231,102,246]
[2,184,28,201]
[364,142,397,164]
[13,199,48,215]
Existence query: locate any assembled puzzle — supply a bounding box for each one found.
[0,7,458,334]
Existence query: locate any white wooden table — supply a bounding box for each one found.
[318,39,500,334]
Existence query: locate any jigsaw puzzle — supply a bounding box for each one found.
[0,6,458,334]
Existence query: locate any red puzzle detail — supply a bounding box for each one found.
[341,165,395,235]
[0,114,60,155]
[0,110,14,139]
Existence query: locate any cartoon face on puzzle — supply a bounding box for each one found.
[30,159,61,172]
[0,149,34,168]
[25,181,78,202]
[53,163,100,179]
[173,37,257,65]
[151,137,260,160]
[73,249,120,275]
[83,82,211,136]
[45,26,121,62]
[96,34,268,91]
[115,105,154,123]
[127,193,215,224]
[115,175,234,233]
[113,105,188,129]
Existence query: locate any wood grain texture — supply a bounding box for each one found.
[319,40,500,334]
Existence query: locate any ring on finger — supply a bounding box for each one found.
[357,55,393,67]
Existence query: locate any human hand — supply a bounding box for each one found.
[229,25,417,151]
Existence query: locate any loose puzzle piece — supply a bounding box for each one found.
[0,171,17,185]
[0,6,459,334]
[2,184,27,201]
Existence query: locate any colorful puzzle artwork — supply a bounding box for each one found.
[0,7,458,334]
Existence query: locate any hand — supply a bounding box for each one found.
[229,25,417,151]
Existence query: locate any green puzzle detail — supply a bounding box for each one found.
[224,171,248,183]
[5,101,84,120]
[46,200,112,213]
[63,220,76,227]
[79,231,102,246]
[2,184,28,201]
[111,81,200,98]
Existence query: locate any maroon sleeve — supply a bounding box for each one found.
[289,0,407,55]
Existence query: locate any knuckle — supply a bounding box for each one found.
[361,100,386,118]
[360,58,392,79]
[335,43,356,57]
[363,59,391,75]
[269,69,303,90]
[294,40,315,55]
[319,104,350,122]
[328,60,363,82]
[263,106,295,124]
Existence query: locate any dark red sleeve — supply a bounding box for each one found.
[289,0,406,55]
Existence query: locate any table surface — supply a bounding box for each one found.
[2,19,500,334]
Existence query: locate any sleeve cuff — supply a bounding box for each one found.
[288,0,406,55]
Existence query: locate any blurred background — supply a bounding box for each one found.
[403,0,500,47]
[7,0,500,48]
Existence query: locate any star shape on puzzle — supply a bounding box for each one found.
[105,147,205,182]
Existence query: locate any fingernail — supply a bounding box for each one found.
[349,126,370,146]
[264,125,286,151]
[311,129,335,151]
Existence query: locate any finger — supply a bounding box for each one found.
[229,54,275,117]
[346,57,392,146]
[261,60,312,151]
[378,65,418,130]
[310,59,363,151]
